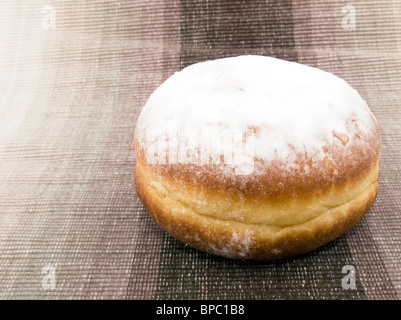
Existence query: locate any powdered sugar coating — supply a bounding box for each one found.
[135,55,377,176]
[208,230,254,258]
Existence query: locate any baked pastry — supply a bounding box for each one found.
[134,55,380,260]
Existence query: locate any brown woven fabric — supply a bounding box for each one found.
[0,0,399,299]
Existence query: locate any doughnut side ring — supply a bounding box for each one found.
[134,158,378,260]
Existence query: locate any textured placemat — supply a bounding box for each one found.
[0,0,400,299]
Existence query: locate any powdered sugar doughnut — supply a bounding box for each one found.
[134,55,380,260]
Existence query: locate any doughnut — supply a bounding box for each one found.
[134,55,380,260]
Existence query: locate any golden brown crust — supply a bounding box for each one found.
[133,114,380,201]
[134,157,379,260]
